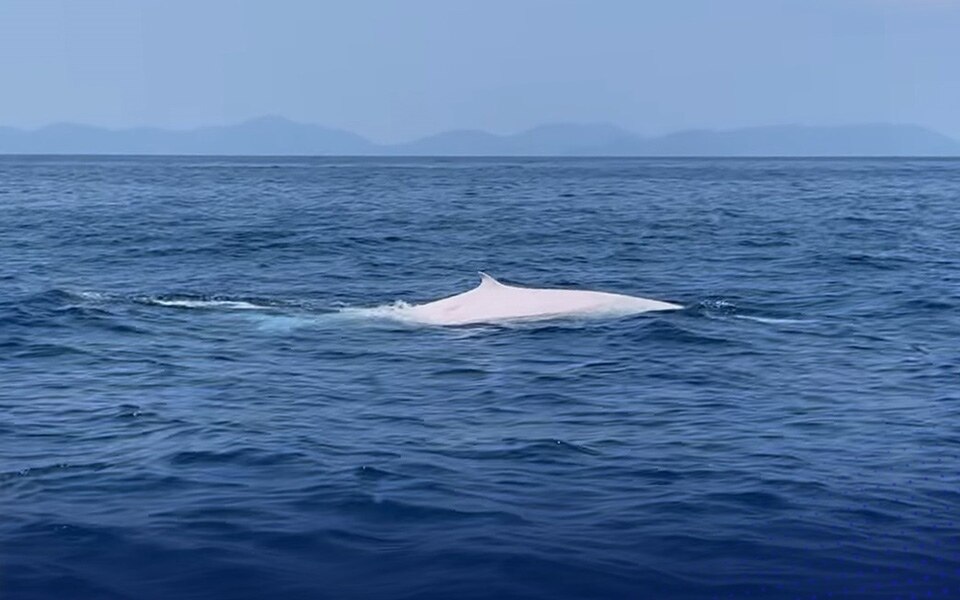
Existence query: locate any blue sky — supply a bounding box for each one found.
[0,0,957,142]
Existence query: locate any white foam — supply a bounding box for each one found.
[248,314,320,332]
[734,315,813,325]
[147,298,267,310]
[74,291,108,301]
[336,301,423,324]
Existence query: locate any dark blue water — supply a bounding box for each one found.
[2,156,958,600]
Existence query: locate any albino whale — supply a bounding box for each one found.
[403,273,681,326]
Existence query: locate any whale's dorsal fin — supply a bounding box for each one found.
[478,272,504,288]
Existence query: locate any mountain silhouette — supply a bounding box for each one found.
[1,117,957,156]
[0,116,370,155]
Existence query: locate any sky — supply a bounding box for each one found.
[0,0,958,142]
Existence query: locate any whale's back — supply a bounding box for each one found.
[405,273,680,326]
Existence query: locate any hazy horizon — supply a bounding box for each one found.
[1,0,958,143]
[3,115,959,145]
[3,117,957,156]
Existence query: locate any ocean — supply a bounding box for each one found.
[1,156,958,599]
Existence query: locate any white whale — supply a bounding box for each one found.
[402,273,681,326]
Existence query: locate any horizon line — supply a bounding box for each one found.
[2,153,959,159]
[1,116,957,145]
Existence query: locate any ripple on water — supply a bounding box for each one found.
[1,156,958,600]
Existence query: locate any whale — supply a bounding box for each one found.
[402,273,681,326]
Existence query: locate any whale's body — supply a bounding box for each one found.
[403,273,680,326]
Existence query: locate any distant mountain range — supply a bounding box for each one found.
[1,116,958,156]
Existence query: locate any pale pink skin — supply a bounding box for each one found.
[405,273,681,326]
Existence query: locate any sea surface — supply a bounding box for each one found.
[1,156,958,600]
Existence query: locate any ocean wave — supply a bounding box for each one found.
[734,315,816,325]
[142,297,269,310]
[335,300,421,323]
[4,156,958,600]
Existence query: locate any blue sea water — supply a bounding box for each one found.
[1,156,958,600]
